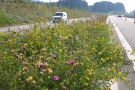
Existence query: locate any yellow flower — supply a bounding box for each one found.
[118,72,122,77]
[26,76,33,82]
[58,42,62,45]
[105,73,107,77]
[108,75,111,79]
[107,68,111,71]
[64,36,67,39]
[91,69,93,72]
[113,69,116,72]
[101,58,105,63]
[29,76,33,80]
[112,79,116,82]
[59,56,61,59]
[122,77,127,81]
[88,73,92,75]
[84,82,88,86]
[10,56,14,59]
[98,52,102,55]
[48,68,53,74]
[45,88,48,90]
[87,69,90,72]
[48,76,50,79]
[127,83,130,86]
[85,76,90,81]
[26,79,29,82]
[59,49,62,52]
[18,72,21,76]
[128,78,131,81]
[24,43,28,46]
[23,83,25,87]
[10,82,13,86]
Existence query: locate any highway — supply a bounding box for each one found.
[109,16,135,90]
[110,16,135,48]
[0,18,89,32]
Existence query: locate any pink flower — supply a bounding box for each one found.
[53,55,57,59]
[69,60,75,64]
[23,45,26,49]
[40,63,45,68]
[53,76,59,80]
[69,35,73,38]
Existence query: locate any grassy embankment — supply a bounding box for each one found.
[0,1,91,27]
[0,16,132,89]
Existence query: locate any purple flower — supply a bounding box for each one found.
[69,35,73,38]
[53,76,59,80]
[40,63,45,68]
[69,60,75,64]
[53,55,57,59]
[23,45,26,49]
[86,38,89,41]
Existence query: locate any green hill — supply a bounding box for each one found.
[0,1,91,27]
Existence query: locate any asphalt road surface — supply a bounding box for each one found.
[109,16,135,90]
[0,18,90,32]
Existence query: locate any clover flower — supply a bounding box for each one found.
[53,55,57,59]
[69,60,75,65]
[40,63,45,68]
[23,45,26,49]
[69,35,73,38]
[53,76,59,80]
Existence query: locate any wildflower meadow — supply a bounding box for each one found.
[0,16,131,89]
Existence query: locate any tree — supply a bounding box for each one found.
[92,1,126,13]
[114,2,125,12]
[57,0,88,10]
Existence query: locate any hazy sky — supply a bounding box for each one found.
[41,0,134,12]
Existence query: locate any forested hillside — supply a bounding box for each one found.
[44,0,126,13]
[92,1,125,13]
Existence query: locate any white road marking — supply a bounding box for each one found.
[108,16,135,90]
[110,81,118,90]
[109,16,135,69]
[107,17,135,90]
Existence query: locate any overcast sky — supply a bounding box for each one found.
[40,0,134,12]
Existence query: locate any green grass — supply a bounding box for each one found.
[0,1,92,27]
[0,16,130,89]
[0,8,23,27]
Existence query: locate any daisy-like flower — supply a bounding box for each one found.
[53,76,59,80]
[69,60,75,65]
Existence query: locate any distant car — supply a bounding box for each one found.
[91,15,95,18]
[53,12,67,23]
[118,15,121,17]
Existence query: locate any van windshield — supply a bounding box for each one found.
[54,13,63,16]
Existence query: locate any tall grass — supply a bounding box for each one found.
[0,16,130,89]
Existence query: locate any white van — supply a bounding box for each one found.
[53,12,67,23]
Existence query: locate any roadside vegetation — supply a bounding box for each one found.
[0,16,131,89]
[0,1,91,27]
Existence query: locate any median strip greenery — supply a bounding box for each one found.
[0,16,131,89]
